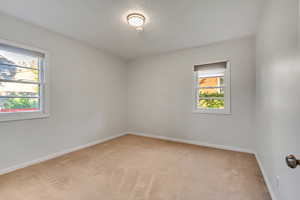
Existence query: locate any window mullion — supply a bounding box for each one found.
[0,96,39,99]
[0,63,39,71]
[197,86,225,89]
[0,79,41,85]
[198,97,224,100]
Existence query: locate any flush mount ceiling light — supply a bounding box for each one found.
[127,13,146,31]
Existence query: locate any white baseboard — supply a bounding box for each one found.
[255,153,278,200]
[0,133,126,176]
[1,131,276,200]
[126,132,254,154]
[127,132,277,199]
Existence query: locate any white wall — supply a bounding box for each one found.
[256,0,300,199]
[0,13,127,171]
[127,36,256,151]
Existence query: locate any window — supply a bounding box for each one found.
[0,40,49,122]
[193,61,230,114]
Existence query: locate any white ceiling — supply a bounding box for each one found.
[0,0,264,60]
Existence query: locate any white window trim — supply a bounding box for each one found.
[0,38,50,122]
[193,60,231,115]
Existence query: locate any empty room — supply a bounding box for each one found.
[0,0,299,200]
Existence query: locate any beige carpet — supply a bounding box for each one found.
[0,134,271,200]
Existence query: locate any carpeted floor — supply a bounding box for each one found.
[0,134,271,200]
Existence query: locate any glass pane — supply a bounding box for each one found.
[0,63,39,82]
[0,82,39,97]
[198,99,224,109]
[0,49,39,69]
[198,88,224,98]
[198,76,224,87]
[0,98,39,113]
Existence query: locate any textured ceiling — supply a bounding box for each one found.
[0,0,264,60]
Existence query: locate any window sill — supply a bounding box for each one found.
[0,111,50,122]
[192,109,231,115]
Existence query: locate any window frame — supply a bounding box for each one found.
[193,60,231,115]
[0,38,50,122]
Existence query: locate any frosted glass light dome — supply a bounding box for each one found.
[127,13,145,29]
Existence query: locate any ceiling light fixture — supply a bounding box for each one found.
[127,13,146,31]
